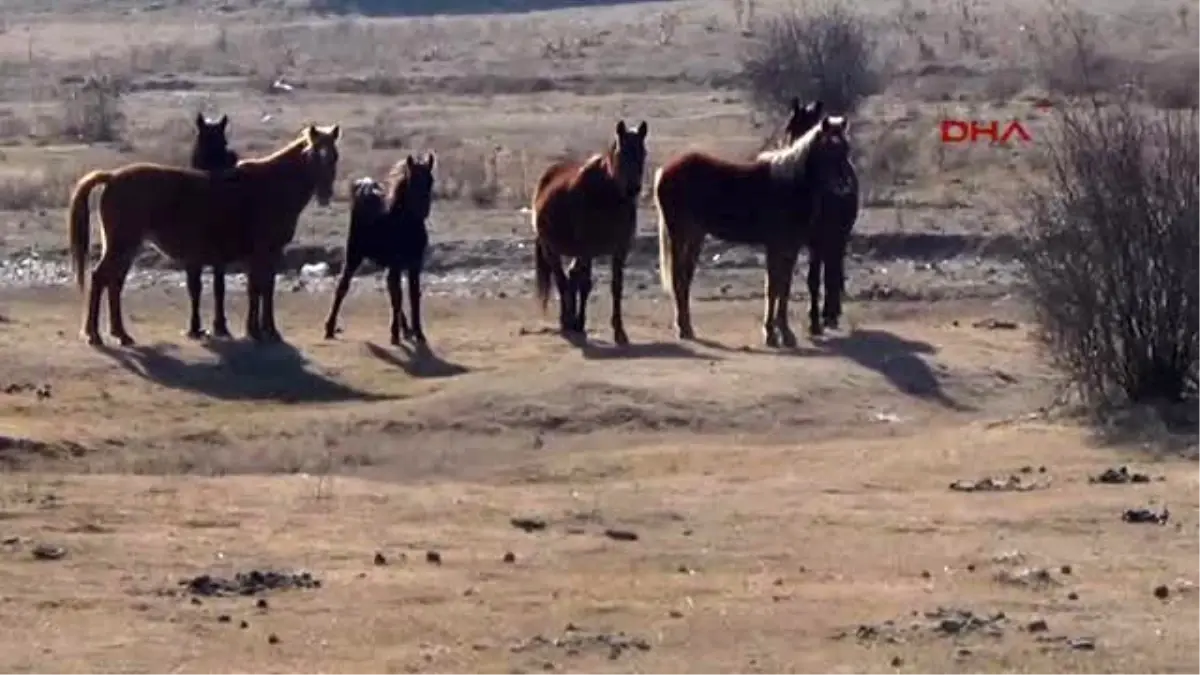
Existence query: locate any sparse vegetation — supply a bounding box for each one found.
[739,0,884,117]
[58,75,126,144]
[1019,97,1198,409]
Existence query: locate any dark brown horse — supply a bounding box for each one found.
[781,99,860,332]
[186,112,240,340]
[324,153,436,345]
[653,115,853,347]
[68,124,341,347]
[531,120,648,345]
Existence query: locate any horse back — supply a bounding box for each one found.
[656,150,788,246]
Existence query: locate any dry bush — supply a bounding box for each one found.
[0,161,77,211]
[740,0,884,117]
[58,75,125,144]
[1018,97,1198,409]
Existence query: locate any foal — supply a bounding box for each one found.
[187,112,240,339]
[324,153,436,345]
[531,120,648,345]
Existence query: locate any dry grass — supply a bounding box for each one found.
[0,289,1195,672]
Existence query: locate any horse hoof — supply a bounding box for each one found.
[764,332,780,348]
[211,327,232,339]
[83,332,103,346]
[115,334,136,347]
[412,333,427,345]
[324,328,337,340]
[184,329,207,341]
[613,331,630,346]
[390,336,402,346]
[780,332,798,349]
[808,324,824,338]
[824,319,840,331]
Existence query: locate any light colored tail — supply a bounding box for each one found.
[67,170,113,292]
[653,166,674,297]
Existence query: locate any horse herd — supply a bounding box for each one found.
[64,97,858,351]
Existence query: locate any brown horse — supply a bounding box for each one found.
[68,124,341,347]
[186,112,240,340]
[780,99,860,333]
[531,119,648,345]
[653,115,853,347]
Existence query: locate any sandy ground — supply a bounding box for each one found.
[0,288,1195,673]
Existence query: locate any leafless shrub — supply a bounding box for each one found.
[59,75,125,144]
[1018,96,1198,410]
[740,0,884,117]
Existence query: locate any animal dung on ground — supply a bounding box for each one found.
[30,543,66,561]
[511,517,548,533]
[503,552,516,564]
[373,551,388,566]
[1154,584,1170,599]
[425,550,442,565]
[1122,507,1169,525]
[603,528,639,542]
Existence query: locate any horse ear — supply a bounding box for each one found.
[329,124,341,140]
[425,152,435,169]
[217,115,228,131]
[406,154,416,170]
[306,124,319,143]
[820,116,833,132]
[195,112,206,129]
[616,120,627,136]
[790,97,801,114]
[636,121,648,138]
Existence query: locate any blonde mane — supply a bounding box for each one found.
[236,125,333,169]
[757,115,846,182]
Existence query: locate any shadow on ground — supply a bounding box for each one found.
[563,332,720,361]
[97,339,385,403]
[818,328,974,411]
[364,341,471,378]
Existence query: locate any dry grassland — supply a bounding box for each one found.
[0,0,1195,672]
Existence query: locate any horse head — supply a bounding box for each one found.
[192,113,237,171]
[303,124,341,207]
[808,115,855,196]
[610,120,649,199]
[393,153,436,222]
[782,98,824,146]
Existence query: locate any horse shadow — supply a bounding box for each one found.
[816,328,974,411]
[364,341,470,378]
[97,339,383,403]
[562,331,721,361]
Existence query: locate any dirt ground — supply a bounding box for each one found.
[0,0,1196,671]
[0,288,1196,673]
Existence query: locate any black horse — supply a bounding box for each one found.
[186,112,240,339]
[324,153,435,345]
[782,98,860,334]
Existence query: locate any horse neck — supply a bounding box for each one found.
[254,141,318,214]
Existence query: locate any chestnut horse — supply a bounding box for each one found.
[186,112,240,340]
[324,153,436,345]
[68,124,341,347]
[653,115,853,347]
[781,99,861,332]
[531,120,648,345]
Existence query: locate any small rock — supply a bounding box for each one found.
[374,552,388,566]
[966,563,976,572]
[31,544,66,561]
[956,648,972,658]
[1069,637,1096,650]
[426,551,442,565]
[503,552,516,564]
[938,618,964,634]
[668,609,684,618]
[1060,564,1072,575]
[190,597,202,605]
[1,536,19,545]
[890,656,903,668]
[1154,584,1170,599]
[1026,619,1049,633]
[217,614,231,623]
[256,598,269,610]
[920,570,932,579]
[603,528,638,542]
[511,517,547,533]
[268,633,280,644]
[240,620,249,629]
[1067,592,1079,600]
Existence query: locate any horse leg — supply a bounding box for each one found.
[569,258,593,335]
[774,248,801,349]
[211,263,231,338]
[551,256,573,334]
[245,265,263,343]
[762,250,781,348]
[184,264,206,339]
[406,266,426,344]
[385,266,406,346]
[105,252,137,347]
[806,247,824,337]
[82,257,110,346]
[609,251,629,346]
[323,253,363,340]
[823,240,847,330]
[672,232,701,340]
[260,266,282,343]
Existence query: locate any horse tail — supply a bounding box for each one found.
[68,170,112,292]
[652,166,674,297]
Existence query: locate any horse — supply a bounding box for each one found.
[531,119,648,346]
[781,99,861,332]
[324,153,436,345]
[653,115,853,347]
[68,123,341,347]
[185,112,240,340]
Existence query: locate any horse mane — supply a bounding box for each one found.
[757,116,842,182]
[236,130,310,169]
